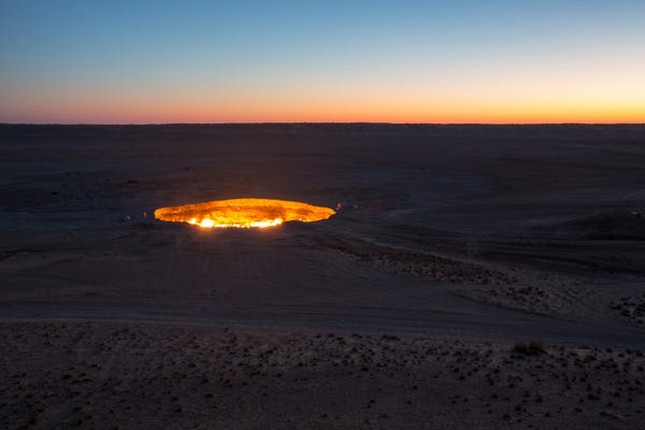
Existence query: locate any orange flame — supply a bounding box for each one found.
[154,198,335,229]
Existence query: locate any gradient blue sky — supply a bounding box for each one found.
[1,0,644,123]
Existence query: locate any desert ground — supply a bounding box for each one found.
[1,124,644,429]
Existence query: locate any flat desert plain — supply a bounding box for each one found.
[1,124,644,429]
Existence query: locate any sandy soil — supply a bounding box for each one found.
[2,321,644,430]
[1,124,644,428]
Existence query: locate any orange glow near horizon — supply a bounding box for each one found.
[5,105,643,125]
[3,94,643,124]
[154,198,336,229]
[2,72,644,124]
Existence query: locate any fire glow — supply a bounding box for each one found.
[154,198,335,229]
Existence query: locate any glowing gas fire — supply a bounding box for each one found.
[154,198,335,229]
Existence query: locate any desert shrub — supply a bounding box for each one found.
[513,339,547,356]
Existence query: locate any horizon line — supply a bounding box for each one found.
[2,121,645,127]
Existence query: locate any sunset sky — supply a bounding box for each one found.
[1,0,644,124]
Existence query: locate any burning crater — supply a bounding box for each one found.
[154,198,335,229]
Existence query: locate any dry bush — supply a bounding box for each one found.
[513,339,547,356]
